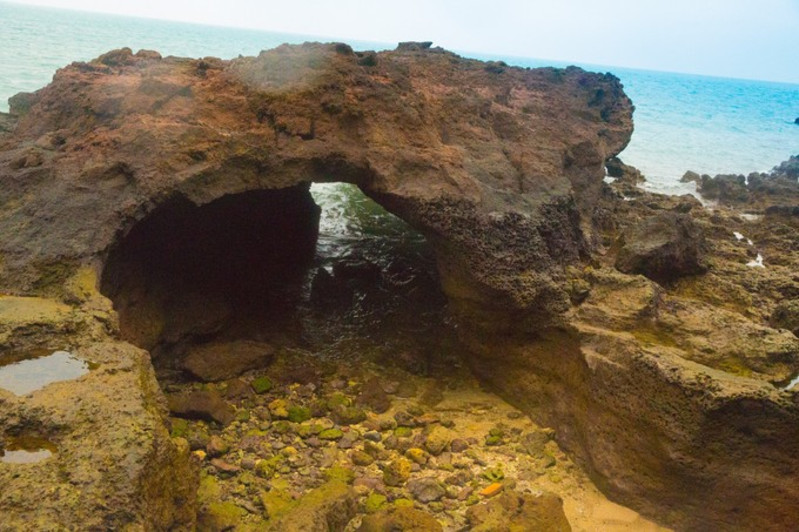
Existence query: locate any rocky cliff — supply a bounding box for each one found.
[1,42,797,530]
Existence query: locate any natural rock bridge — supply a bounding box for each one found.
[0,43,797,530]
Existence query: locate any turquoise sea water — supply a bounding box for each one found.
[1,1,798,195]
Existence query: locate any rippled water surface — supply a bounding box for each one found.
[298,183,450,363]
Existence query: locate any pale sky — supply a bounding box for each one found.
[9,0,799,83]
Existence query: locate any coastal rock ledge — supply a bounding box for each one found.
[0,43,797,530]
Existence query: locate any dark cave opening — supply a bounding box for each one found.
[100,185,321,365]
[100,183,456,383]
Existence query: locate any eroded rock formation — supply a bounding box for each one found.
[0,43,631,328]
[1,42,797,531]
[682,155,799,210]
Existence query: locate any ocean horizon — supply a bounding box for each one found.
[2,0,798,196]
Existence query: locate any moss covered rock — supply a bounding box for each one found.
[358,507,443,532]
[383,457,411,487]
[265,480,357,531]
[465,491,571,531]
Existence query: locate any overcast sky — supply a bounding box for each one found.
[10,0,799,83]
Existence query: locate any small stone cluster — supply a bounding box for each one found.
[165,350,573,530]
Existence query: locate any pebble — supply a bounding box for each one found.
[379,415,398,429]
[355,476,385,492]
[407,477,446,503]
[383,457,412,487]
[164,347,582,532]
[210,458,241,477]
[240,456,256,470]
[394,411,417,427]
[206,435,229,457]
[479,482,503,498]
[450,438,469,453]
[351,450,375,466]
[405,447,427,465]
[424,425,453,456]
[268,399,289,419]
[364,431,382,442]
[457,486,474,501]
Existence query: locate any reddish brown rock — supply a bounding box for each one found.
[181,340,275,382]
[0,43,631,335]
[167,390,235,426]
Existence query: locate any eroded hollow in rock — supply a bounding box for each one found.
[100,183,456,383]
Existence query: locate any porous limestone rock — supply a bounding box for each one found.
[615,211,708,283]
[3,41,798,532]
[0,43,632,333]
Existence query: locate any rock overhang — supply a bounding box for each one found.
[0,43,633,329]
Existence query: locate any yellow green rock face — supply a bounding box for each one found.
[383,457,412,487]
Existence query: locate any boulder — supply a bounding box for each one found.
[615,212,708,283]
[691,155,799,208]
[605,156,645,184]
[181,340,275,381]
[167,390,235,426]
[0,341,197,530]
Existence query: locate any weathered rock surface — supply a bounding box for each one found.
[687,155,799,210]
[0,43,632,333]
[465,491,572,531]
[2,41,799,532]
[615,211,708,283]
[463,175,799,530]
[0,337,197,530]
[0,42,631,529]
[772,299,799,336]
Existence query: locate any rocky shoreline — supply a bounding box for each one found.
[0,42,798,530]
